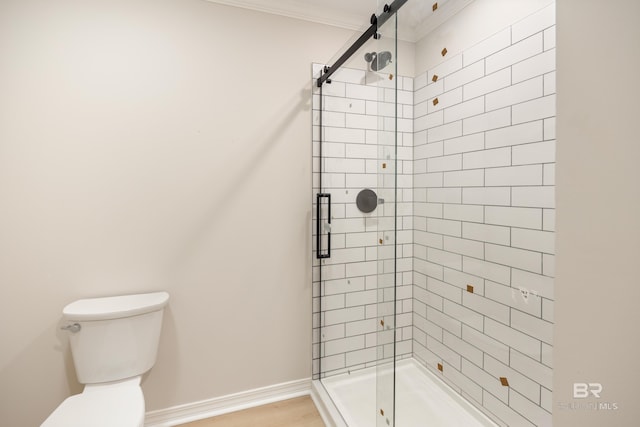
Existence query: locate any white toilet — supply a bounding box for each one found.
[42,291,170,427]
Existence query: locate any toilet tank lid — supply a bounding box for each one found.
[63,291,169,321]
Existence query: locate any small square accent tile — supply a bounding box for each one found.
[500,377,510,387]
[432,3,438,12]
[467,285,474,293]
[441,47,448,56]
[437,363,443,372]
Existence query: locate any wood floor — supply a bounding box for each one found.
[177,396,325,427]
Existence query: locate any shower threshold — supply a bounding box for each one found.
[312,358,497,427]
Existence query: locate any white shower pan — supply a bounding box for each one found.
[313,358,498,427]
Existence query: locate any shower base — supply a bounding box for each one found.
[313,358,496,427]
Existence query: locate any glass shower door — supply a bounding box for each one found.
[375,6,398,427]
[312,1,407,425]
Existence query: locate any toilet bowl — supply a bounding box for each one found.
[42,292,169,427]
[42,378,144,427]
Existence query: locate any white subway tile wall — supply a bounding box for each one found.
[312,4,554,427]
[413,4,554,426]
[312,64,415,379]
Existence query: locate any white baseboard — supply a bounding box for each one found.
[144,378,312,426]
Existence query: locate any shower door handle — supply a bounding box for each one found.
[316,193,331,259]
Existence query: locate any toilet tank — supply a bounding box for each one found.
[62,292,169,385]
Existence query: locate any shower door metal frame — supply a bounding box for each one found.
[315,0,408,88]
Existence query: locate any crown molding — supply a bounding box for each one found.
[204,0,368,32]
[204,0,475,43]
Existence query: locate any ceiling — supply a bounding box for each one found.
[205,0,475,42]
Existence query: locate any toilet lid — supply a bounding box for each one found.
[41,383,144,427]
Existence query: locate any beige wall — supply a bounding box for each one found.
[0,0,369,425]
[555,0,640,426]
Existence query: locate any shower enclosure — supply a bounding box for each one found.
[312,1,555,426]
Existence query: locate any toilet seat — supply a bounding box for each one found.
[41,378,144,427]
